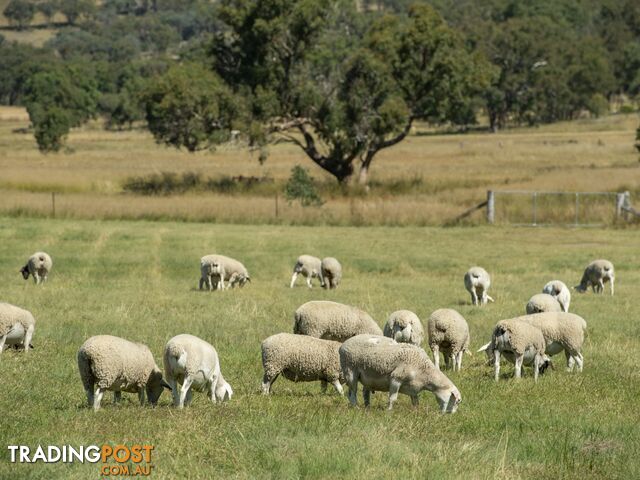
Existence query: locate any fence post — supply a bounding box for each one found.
[574,193,579,226]
[275,192,279,219]
[486,190,495,224]
[51,192,56,218]
[532,191,537,226]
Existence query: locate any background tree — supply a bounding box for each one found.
[58,0,95,25]
[3,0,36,30]
[37,1,58,26]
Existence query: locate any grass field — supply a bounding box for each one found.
[1,106,638,225]
[1,216,639,479]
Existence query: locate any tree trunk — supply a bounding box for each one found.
[357,163,369,186]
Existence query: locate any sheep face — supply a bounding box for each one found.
[146,369,171,406]
[434,386,461,413]
[20,265,30,280]
[214,380,233,402]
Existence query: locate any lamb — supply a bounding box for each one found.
[575,260,615,295]
[163,334,233,409]
[464,266,494,305]
[519,312,586,372]
[542,280,571,312]
[77,335,171,411]
[293,301,382,342]
[20,252,52,284]
[320,257,342,289]
[290,255,323,289]
[199,254,250,291]
[383,310,424,346]
[261,333,344,395]
[339,334,461,412]
[526,293,562,314]
[426,308,470,371]
[478,319,551,382]
[0,302,36,355]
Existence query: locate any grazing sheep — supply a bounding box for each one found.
[320,257,342,289]
[163,334,233,409]
[519,312,586,372]
[294,301,382,342]
[464,266,494,305]
[575,260,615,295]
[0,303,35,355]
[77,335,171,411]
[200,254,250,291]
[20,252,52,284]
[542,280,571,312]
[427,308,470,371]
[478,319,551,382]
[261,333,344,395]
[290,255,323,288]
[383,310,424,346]
[339,334,461,412]
[526,293,562,314]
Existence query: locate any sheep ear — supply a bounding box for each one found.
[477,343,490,353]
[465,349,473,357]
[161,380,172,391]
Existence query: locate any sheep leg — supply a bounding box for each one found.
[33,272,40,284]
[0,334,6,355]
[168,378,180,406]
[610,277,614,296]
[178,377,194,408]
[347,379,358,406]
[23,325,34,354]
[598,279,605,294]
[262,372,278,395]
[114,391,122,404]
[575,353,584,372]
[447,353,455,370]
[208,373,219,404]
[533,355,540,382]
[289,272,298,288]
[470,290,478,306]
[387,380,401,410]
[494,350,501,381]
[455,351,463,371]
[320,380,328,393]
[411,395,419,407]
[199,277,204,290]
[306,276,313,289]
[514,355,523,379]
[137,388,145,405]
[93,387,105,411]
[185,389,193,406]
[363,387,371,407]
[332,380,343,395]
[565,350,575,372]
[432,345,440,370]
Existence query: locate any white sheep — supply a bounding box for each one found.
[526,293,562,314]
[519,312,586,372]
[542,280,571,312]
[163,334,233,409]
[293,300,382,342]
[427,308,470,371]
[0,302,36,355]
[575,259,615,295]
[290,255,323,288]
[200,254,250,291]
[20,252,52,284]
[383,310,424,346]
[261,333,344,395]
[320,257,342,289]
[478,319,552,382]
[339,334,461,412]
[464,266,494,305]
[77,335,171,411]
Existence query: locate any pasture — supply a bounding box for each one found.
[0,107,638,225]
[1,217,639,479]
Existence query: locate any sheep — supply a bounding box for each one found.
[0,302,36,355]
[320,257,342,289]
[261,333,344,395]
[290,255,323,289]
[542,280,571,312]
[339,334,461,412]
[293,301,382,342]
[199,254,250,291]
[519,312,586,372]
[464,266,494,305]
[383,310,424,346]
[526,293,562,314]
[427,308,470,371]
[77,335,171,411]
[163,334,233,409]
[20,252,52,284]
[575,260,615,295]
[478,319,552,382]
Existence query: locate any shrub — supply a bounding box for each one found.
[284,166,324,207]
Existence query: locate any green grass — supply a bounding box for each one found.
[0,217,639,479]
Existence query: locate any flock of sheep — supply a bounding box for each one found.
[1,250,616,414]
